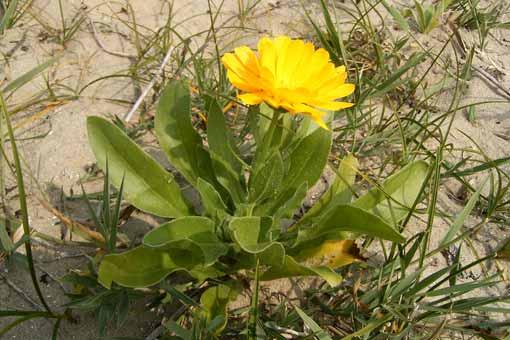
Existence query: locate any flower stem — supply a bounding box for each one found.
[248,257,260,339]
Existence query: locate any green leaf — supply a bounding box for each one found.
[229,217,285,266]
[444,156,510,177]
[273,181,308,219]
[0,0,19,33]
[196,178,229,218]
[87,116,190,218]
[155,80,215,187]
[353,160,429,224]
[200,284,239,335]
[143,216,227,265]
[205,97,242,174]
[261,255,342,287]
[209,152,245,204]
[281,127,332,194]
[98,246,202,288]
[300,154,358,224]
[206,97,245,204]
[261,127,331,216]
[297,204,405,245]
[381,0,410,31]
[370,53,426,98]
[249,151,284,203]
[294,306,333,340]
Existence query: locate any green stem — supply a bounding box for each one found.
[248,257,260,339]
[0,92,53,314]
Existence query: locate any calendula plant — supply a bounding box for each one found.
[86,36,428,333]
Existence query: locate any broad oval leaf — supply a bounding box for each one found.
[281,127,332,194]
[229,217,285,266]
[206,97,245,203]
[297,204,405,245]
[353,160,429,223]
[143,216,227,265]
[197,178,229,218]
[261,255,342,287]
[98,246,201,288]
[300,153,358,224]
[155,80,216,187]
[87,116,190,218]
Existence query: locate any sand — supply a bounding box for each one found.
[1,0,509,338]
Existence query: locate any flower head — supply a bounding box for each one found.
[221,36,355,129]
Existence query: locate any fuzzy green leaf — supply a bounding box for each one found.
[300,153,358,224]
[261,255,342,287]
[197,178,229,218]
[297,204,405,245]
[281,127,332,194]
[155,80,215,187]
[143,216,227,265]
[98,246,201,288]
[229,217,285,266]
[353,160,429,224]
[87,116,190,218]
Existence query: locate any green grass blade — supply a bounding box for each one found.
[0,0,19,32]
[2,57,58,93]
[294,306,332,340]
[440,178,487,247]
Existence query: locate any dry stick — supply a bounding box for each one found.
[0,273,44,311]
[123,45,176,122]
[449,21,510,101]
[472,63,510,100]
[89,18,134,59]
[37,197,105,244]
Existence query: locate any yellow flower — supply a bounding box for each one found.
[221,36,355,130]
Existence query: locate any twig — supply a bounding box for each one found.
[448,21,510,100]
[89,19,133,59]
[0,272,44,311]
[123,44,176,122]
[471,64,510,100]
[37,197,105,244]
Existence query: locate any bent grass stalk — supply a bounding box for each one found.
[0,92,52,314]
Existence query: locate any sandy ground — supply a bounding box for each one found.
[1,0,509,339]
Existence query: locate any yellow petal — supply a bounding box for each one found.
[258,37,277,77]
[221,36,356,131]
[274,36,292,86]
[226,70,259,92]
[314,100,354,111]
[321,83,356,100]
[234,46,260,76]
[238,92,264,105]
[292,103,329,130]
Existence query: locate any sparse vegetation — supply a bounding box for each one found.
[1,0,509,339]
